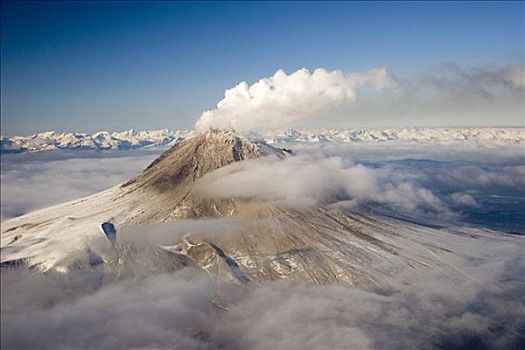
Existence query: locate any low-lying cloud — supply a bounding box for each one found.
[197,154,452,220]
[120,217,243,246]
[2,242,524,349]
[196,144,525,229]
[0,151,158,219]
[195,66,401,132]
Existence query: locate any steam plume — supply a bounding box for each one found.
[195,67,400,132]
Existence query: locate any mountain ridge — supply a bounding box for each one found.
[2,127,523,154]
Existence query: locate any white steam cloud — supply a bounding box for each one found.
[195,67,400,132]
[195,63,524,129]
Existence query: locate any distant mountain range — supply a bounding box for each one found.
[1,127,523,154]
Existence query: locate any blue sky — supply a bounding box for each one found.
[1,1,524,135]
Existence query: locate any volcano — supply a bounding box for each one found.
[0,130,518,288]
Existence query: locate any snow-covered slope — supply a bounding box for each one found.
[2,127,523,154]
[0,130,289,273]
[2,130,523,291]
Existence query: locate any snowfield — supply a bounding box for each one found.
[1,127,523,154]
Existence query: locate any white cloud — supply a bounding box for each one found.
[195,66,401,132]
[450,192,477,207]
[195,143,525,227]
[0,152,158,219]
[2,245,523,349]
[194,63,525,130]
[196,152,454,220]
[196,155,377,207]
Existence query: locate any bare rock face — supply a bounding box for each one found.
[113,130,287,223]
[123,130,286,190]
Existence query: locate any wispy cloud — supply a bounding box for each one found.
[422,63,525,97]
[2,143,523,231]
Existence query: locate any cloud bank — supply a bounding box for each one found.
[195,66,401,132]
[196,154,453,220]
[196,143,525,230]
[0,151,158,219]
[2,244,524,349]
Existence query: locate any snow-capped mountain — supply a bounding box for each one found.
[1,127,523,154]
[0,128,197,154]
[261,127,525,145]
[2,130,523,289]
[1,131,289,275]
